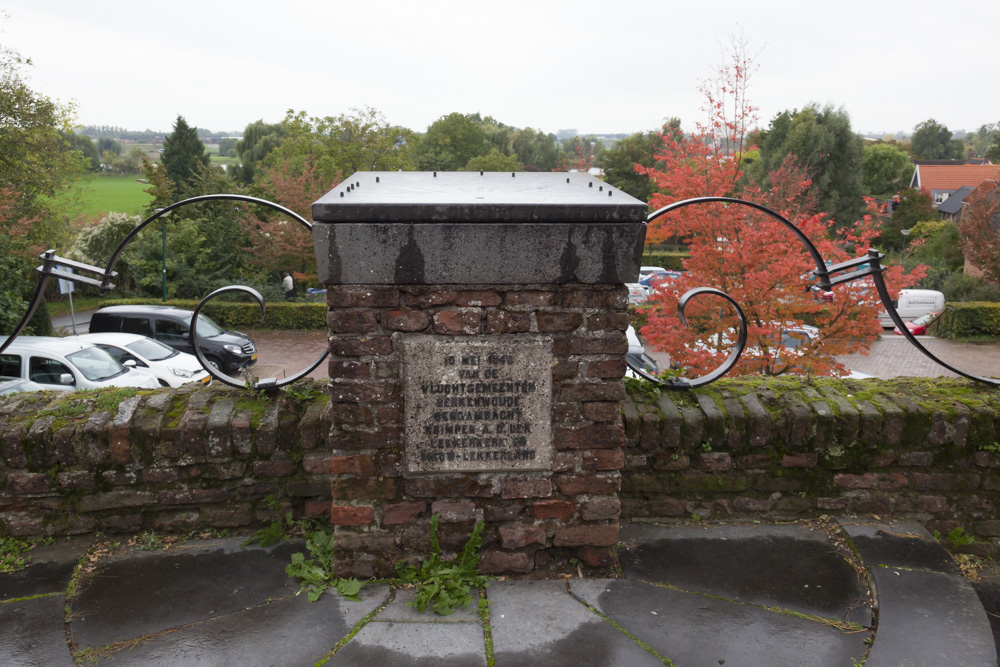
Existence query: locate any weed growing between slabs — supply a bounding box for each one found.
[246,505,491,615]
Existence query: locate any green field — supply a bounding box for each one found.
[59,175,154,219]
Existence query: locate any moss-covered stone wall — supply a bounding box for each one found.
[622,377,1000,553]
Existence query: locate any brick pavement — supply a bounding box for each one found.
[240,329,329,382]
[836,335,1000,380]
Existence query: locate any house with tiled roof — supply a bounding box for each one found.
[937,185,975,221]
[910,163,1000,208]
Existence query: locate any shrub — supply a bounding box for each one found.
[97,298,326,331]
[640,250,689,271]
[938,302,1000,338]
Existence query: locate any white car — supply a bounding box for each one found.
[627,283,650,305]
[74,333,212,388]
[0,336,159,392]
[626,325,659,377]
[638,265,667,282]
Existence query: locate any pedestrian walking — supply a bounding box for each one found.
[282,273,294,301]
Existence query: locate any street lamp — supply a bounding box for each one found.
[155,208,170,302]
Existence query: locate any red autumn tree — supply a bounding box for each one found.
[636,39,924,378]
[238,157,341,274]
[959,180,1000,286]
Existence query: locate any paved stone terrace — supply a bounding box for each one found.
[2,519,996,666]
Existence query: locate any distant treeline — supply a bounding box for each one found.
[76,125,243,143]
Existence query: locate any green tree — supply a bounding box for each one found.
[748,104,865,225]
[600,122,679,202]
[910,118,965,160]
[415,112,490,171]
[264,107,413,184]
[464,148,523,172]
[161,115,210,193]
[861,143,913,196]
[511,127,558,171]
[878,188,938,251]
[970,122,999,157]
[233,120,287,185]
[61,131,100,171]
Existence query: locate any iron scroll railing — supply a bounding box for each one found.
[1,194,997,390]
[625,197,1000,389]
[0,194,328,392]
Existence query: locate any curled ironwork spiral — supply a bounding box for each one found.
[0,194,328,392]
[626,196,1000,388]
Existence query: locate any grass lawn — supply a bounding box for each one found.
[58,174,154,219]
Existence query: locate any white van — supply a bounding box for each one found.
[878,290,945,328]
[0,336,160,392]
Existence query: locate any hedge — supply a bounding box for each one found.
[96,299,327,331]
[939,302,1000,338]
[640,251,689,271]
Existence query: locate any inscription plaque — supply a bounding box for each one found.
[400,335,553,474]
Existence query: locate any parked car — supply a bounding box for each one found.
[0,336,159,392]
[893,310,943,337]
[878,290,945,328]
[626,325,659,377]
[637,265,667,282]
[88,305,257,374]
[639,270,683,291]
[0,376,45,395]
[627,283,650,305]
[73,333,212,388]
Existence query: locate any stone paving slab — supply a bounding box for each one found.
[95,584,389,666]
[838,517,960,574]
[0,594,74,666]
[71,539,304,649]
[488,579,662,666]
[620,523,872,626]
[866,567,996,667]
[571,578,871,667]
[331,618,488,666]
[0,539,88,601]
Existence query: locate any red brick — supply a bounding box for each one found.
[403,291,462,307]
[583,449,625,471]
[209,509,253,527]
[817,497,849,511]
[696,453,732,472]
[158,489,229,505]
[382,310,431,332]
[563,289,625,309]
[253,460,298,477]
[327,288,399,308]
[737,454,773,469]
[552,451,577,472]
[919,495,949,513]
[556,423,625,450]
[536,312,583,332]
[559,383,626,402]
[553,403,583,423]
[586,313,630,331]
[329,455,375,475]
[586,360,626,379]
[653,454,690,471]
[485,311,531,334]
[404,476,495,498]
[499,522,547,549]
[874,452,897,467]
[430,500,476,522]
[479,549,533,574]
[304,499,332,516]
[383,501,426,525]
[554,523,620,547]
[973,452,1000,468]
[331,477,398,500]
[330,505,375,526]
[329,336,393,357]
[555,474,620,495]
[328,428,400,450]
[580,496,621,521]
[781,453,818,468]
[569,334,628,355]
[141,468,179,484]
[503,291,556,308]
[484,501,524,521]
[455,291,502,307]
[552,360,579,382]
[327,310,379,333]
[501,477,552,499]
[433,310,482,335]
[58,471,97,489]
[328,384,400,404]
[576,545,618,568]
[328,360,370,379]
[531,499,576,520]
[7,472,51,495]
[648,497,689,516]
[898,452,933,466]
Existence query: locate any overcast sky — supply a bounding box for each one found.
[3,0,998,138]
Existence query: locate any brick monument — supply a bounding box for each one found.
[311,171,646,576]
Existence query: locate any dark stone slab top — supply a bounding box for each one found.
[312,171,648,224]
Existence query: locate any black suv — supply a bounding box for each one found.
[88,305,257,374]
